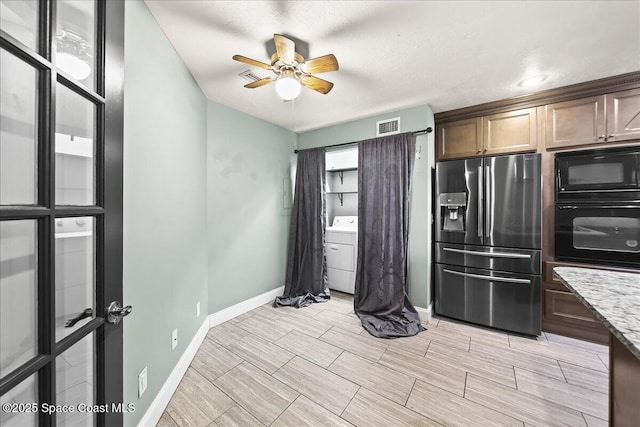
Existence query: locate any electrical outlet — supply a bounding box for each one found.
[138,366,147,398]
[172,328,178,350]
[196,301,201,318]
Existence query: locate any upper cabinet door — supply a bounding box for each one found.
[483,108,537,156]
[436,117,482,161]
[545,96,606,149]
[606,88,640,142]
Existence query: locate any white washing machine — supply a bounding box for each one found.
[326,216,358,294]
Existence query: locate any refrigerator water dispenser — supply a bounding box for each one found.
[439,192,466,232]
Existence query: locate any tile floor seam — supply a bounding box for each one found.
[580,411,589,427]
[464,372,586,426]
[197,368,258,424]
[165,411,180,427]
[213,361,301,426]
[272,333,345,369]
[476,370,608,423]
[338,384,361,418]
[267,395,301,427]
[362,384,447,425]
[557,359,569,383]
[411,377,528,426]
[403,376,417,407]
[324,350,402,394]
[463,372,468,398]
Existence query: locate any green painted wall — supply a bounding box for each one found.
[207,102,295,313]
[297,106,430,150]
[123,1,208,425]
[298,105,435,309]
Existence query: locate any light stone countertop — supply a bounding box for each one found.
[554,267,640,359]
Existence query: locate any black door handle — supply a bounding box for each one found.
[65,308,93,327]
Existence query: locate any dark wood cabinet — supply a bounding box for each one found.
[545,88,640,149]
[542,261,610,345]
[436,108,537,160]
[544,96,605,149]
[435,117,482,160]
[483,108,537,155]
[543,287,605,327]
[542,286,609,345]
[610,333,640,426]
[606,88,640,142]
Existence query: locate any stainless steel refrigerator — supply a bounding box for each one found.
[435,153,542,336]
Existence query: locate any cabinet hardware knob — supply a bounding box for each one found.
[598,135,605,139]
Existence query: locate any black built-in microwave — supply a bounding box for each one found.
[555,145,640,202]
[555,145,640,268]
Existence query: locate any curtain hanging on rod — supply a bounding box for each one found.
[354,132,425,338]
[274,147,330,308]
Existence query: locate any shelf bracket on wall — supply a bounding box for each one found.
[338,170,344,184]
[338,193,344,206]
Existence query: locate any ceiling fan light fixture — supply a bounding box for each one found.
[56,29,92,81]
[275,74,301,101]
[233,34,337,98]
[56,51,91,80]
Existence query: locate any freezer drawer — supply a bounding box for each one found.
[436,243,541,275]
[435,264,541,336]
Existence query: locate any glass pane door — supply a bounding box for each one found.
[0,1,124,425]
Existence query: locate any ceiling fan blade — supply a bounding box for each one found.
[244,77,275,88]
[232,55,272,70]
[300,75,334,94]
[274,34,295,64]
[300,54,339,74]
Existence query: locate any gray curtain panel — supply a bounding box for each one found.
[354,133,425,338]
[275,147,330,308]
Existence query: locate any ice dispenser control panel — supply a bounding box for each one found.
[439,192,467,232]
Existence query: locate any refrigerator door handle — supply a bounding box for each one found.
[559,205,640,209]
[443,268,531,284]
[477,165,483,238]
[485,164,492,243]
[442,247,532,259]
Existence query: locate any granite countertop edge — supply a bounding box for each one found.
[554,267,640,359]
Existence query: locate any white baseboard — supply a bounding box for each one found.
[208,286,285,328]
[415,303,433,323]
[137,318,209,427]
[137,285,285,426]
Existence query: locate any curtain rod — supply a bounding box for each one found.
[293,127,432,154]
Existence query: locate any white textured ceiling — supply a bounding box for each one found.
[143,0,640,132]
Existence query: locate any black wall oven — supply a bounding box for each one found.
[555,145,640,268]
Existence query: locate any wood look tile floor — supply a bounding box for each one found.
[158,292,609,427]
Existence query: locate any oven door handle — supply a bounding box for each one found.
[558,205,640,209]
[442,247,531,259]
[443,268,531,284]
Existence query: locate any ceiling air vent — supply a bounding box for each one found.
[376,117,401,136]
[238,69,263,83]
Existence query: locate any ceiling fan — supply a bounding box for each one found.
[233,34,339,100]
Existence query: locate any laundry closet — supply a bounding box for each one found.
[325,147,358,294]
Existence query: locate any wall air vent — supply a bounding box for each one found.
[238,69,264,83]
[376,117,401,136]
